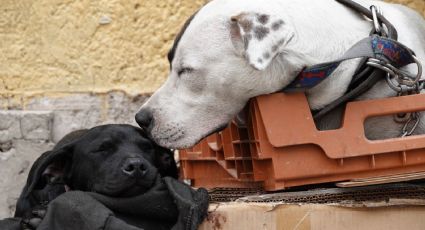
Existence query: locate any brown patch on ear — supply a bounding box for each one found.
[272,20,285,31]
[254,26,270,40]
[272,39,286,52]
[231,13,253,33]
[257,14,270,24]
[230,21,242,39]
[240,20,253,32]
[230,12,290,70]
[231,13,246,22]
[243,34,252,49]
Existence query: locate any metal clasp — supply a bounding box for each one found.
[367,55,423,91]
[366,53,423,138]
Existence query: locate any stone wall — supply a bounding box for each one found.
[0,111,54,218]
[0,0,423,219]
[0,91,148,217]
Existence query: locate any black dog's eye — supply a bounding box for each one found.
[136,142,155,158]
[95,141,114,153]
[137,142,153,152]
[177,67,193,76]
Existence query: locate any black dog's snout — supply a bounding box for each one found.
[122,158,148,178]
[135,109,153,132]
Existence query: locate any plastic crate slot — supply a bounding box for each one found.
[238,128,249,140]
[216,150,225,160]
[241,143,251,158]
[233,143,242,157]
[179,93,425,191]
[243,160,254,172]
[225,160,236,169]
[364,110,425,141]
[230,124,240,140]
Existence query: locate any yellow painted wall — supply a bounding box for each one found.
[0,0,424,98]
[0,0,207,97]
[387,0,424,15]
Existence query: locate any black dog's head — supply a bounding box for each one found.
[15,124,178,217]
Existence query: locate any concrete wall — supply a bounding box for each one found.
[0,0,424,218]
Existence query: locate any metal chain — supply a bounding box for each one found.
[367,5,424,137]
[401,112,421,137]
[370,5,385,36]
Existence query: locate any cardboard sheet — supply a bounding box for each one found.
[200,200,425,230]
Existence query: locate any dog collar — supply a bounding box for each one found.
[283,35,417,92]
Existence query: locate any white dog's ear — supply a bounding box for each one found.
[230,12,289,70]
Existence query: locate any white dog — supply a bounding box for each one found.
[136,0,425,149]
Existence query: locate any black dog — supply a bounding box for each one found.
[14,124,178,220]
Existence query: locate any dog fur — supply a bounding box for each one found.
[15,124,178,218]
[136,0,425,149]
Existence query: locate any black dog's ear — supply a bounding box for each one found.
[154,146,178,179]
[14,144,74,217]
[53,129,88,150]
[24,145,74,197]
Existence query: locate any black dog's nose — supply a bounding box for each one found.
[135,109,153,132]
[122,158,148,177]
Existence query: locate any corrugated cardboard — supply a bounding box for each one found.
[199,200,425,230]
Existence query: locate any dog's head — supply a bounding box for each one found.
[15,124,177,217]
[136,0,301,148]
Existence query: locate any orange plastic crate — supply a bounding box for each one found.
[179,121,262,188]
[180,92,425,191]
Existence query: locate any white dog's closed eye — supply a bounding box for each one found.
[230,12,293,70]
[177,67,194,76]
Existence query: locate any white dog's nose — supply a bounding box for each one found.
[135,109,154,132]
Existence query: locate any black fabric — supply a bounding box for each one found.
[162,177,209,230]
[10,176,208,230]
[0,218,21,230]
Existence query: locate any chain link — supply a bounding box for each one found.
[367,5,424,137]
[401,112,421,137]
